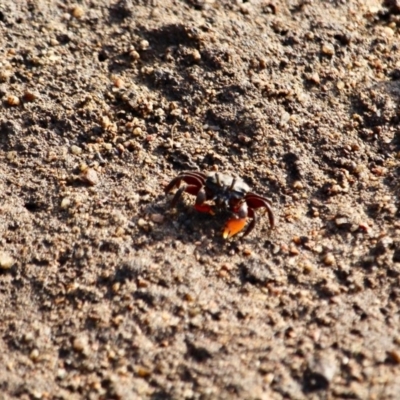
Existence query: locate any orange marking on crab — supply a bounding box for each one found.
[222,218,247,239]
[194,203,215,215]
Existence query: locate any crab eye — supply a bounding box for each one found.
[229,197,241,207]
[230,190,244,200]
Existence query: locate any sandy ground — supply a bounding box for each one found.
[1,0,400,398]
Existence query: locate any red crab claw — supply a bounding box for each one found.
[223,194,275,239]
[222,201,249,239]
[223,218,247,239]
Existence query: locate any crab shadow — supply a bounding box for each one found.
[143,198,265,258]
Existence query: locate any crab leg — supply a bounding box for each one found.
[245,193,275,229]
[164,171,207,194]
[242,208,256,237]
[165,171,207,207]
[194,187,215,214]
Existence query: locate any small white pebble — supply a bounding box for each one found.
[0,252,14,269]
[139,40,149,50]
[70,145,82,155]
[133,127,143,136]
[60,197,71,209]
[335,217,349,227]
[57,368,67,379]
[137,218,148,227]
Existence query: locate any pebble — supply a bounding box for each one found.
[313,244,323,254]
[0,70,11,82]
[137,218,148,227]
[81,168,99,186]
[114,226,125,237]
[370,166,386,176]
[309,72,320,84]
[71,5,84,18]
[289,245,299,255]
[133,127,143,136]
[292,181,303,190]
[139,40,150,50]
[70,145,82,155]
[322,43,335,55]
[0,252,14,269]
[329,184,342,195]
[308,352,337,386]
[302,261,314,274]
[184,293,195,302]
[323,253,335,266]
[243,248,252,256]
[23,90,38,102]
[130,50,140,60]
[335,217,349,227]
[150,213,164,223]
[280,112,290,125]
[57,368,67,380]
[136,366,151,378]
[103,142,113,151]
[112,282,120,293]
[23,332,35,343]
[321,282,340,296]
[137,278,149,288]
[60,197,72,209]
[272,244,281,255]
[292,236,302,245]
[305,31,314,40]
[192,49,201,62]
[113,77,124,88]
[381,26,395,37]
[29,349,40,362]
[389,349,400,364]
[259,57,267,69]
[7,95,20,106]
[46,151,57,163]
[217,269,229,279]
[100,116,112,130]
[336,81,345,90]
[73,335,88,352]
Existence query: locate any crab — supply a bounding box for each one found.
[165,171,275,238]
